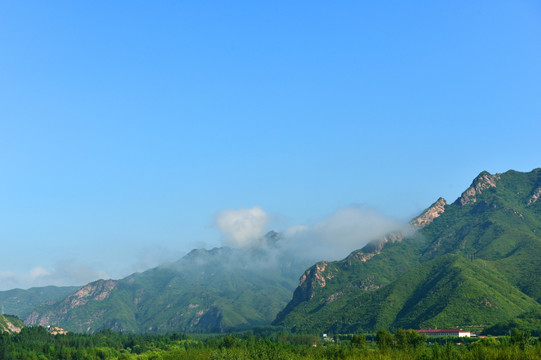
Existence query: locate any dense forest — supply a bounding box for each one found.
[1,326,540,359]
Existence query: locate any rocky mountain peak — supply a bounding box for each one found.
[275,168,541,333]
[410,197,447,229]
[297,262,329,294]
[456,171,500,206]
[25,279,118,329]
[264,230,281,244]
[273,261,331,324]
[348,232,406,263]
[68,279,117,307]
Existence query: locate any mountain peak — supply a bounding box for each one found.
[410,197,447,229]
[456,171,500,206]
[264,230,281,244]
[275,168,541,333]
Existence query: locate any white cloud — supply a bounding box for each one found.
[0,205,408,291]
[281,205,408,261]
[283,225,309,238]
[28,266,51,278]
[214,206,270,247]
[213,204,409,263]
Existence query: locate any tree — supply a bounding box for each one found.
[510,328,531,350]
[220,334,240,349]
[394,329,407,350]
[405,329,426,349]
[376,329,393,351]
[351,334,366,349]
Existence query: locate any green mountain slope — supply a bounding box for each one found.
[484,309,541,336]
[26,240,312,333]
[0,286,79,319]
[275,168,541,333]
[277,254,540,333]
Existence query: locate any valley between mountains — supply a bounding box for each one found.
[1,168,540,335]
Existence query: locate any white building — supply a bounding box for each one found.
[417,329,471,337]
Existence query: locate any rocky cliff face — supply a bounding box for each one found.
[296,262,330,301]
[0,315,24,334]
[274,230,409,324]
[342,196,449,268]
[528,187,541,205]
[26,279,118,328]
[345,231,406,264]
[66,280,117,307]
[273,263,328,323]
[457,171,500,206]
[410,198,447,229]
[299,232,406,297]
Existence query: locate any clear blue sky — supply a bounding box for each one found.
[1,1,540,289]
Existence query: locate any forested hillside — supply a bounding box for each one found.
[25,237,312,333]
[275,169,541,333]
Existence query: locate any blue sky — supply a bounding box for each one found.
[1,1,540,289]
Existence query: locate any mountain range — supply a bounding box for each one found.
[1,168,540,334]
[21,233,313,333]
[274,169,541,333]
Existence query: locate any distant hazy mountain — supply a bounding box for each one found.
[274,169,541,334]
[25,233,312,333]
[0,286,79,319]
[8,169,541,335]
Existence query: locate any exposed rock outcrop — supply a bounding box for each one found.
[346,232,405,263]
[457,171,500,206]
[283,229,408,314]
[274,168,541,333]
[528,187,541,205]
[66,280,117,308]
[26,279,117,327]
[48,325,68,335]
[410,197,447,229]
[0,315,23,333]
[296,262,329,301]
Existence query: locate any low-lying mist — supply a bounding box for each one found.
[0,205,410,290]
[213,205,410,268]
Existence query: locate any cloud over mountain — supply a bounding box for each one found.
[214,204,407,262]
[282,205,408,261]
[214,206,270,248]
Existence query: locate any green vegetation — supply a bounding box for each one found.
[1,327,540,359]
[485,309,541,336]
[0,286,79,319]
[276,169,541,334]
[277,252,541,333]
[27,246,313,333]
[3,169,541,337]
